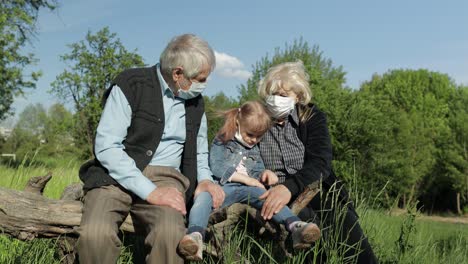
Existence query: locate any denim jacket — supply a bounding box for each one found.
[209,138,265,185]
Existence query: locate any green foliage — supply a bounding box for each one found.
[1,103,76,166]
[204,93,238,144]
[352,70,467,209]
[396,203,418,258]
[1,104,45,162]
[0,0,56,120]
[0,235,59,264]
[50,27,144,157]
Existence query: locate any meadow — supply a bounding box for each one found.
[0,160,466,264]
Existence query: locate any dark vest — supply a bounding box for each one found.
[79,65,205,204]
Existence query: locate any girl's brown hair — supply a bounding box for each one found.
[217,101,271,143]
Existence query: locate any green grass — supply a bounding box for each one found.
[0,162,467,263]
[359,208,468,264]
[0,157,81,199]
[0,235,60,264]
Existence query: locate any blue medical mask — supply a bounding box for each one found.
[177,80,207,100]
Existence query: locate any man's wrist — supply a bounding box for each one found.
[199,179,213,184]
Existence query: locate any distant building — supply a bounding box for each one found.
[0,127,12,139]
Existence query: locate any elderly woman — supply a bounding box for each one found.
[257,61,378,263]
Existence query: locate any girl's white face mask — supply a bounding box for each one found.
[235,126,255,149]
[265,95,296,119]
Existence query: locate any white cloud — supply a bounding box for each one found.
[214,51,252,80]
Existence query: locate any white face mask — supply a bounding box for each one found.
[235,126,255,149]
[265,95,296,119]
[177,80,207,100]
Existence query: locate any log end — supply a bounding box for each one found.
[24,172,53,195]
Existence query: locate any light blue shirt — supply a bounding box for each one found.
[94,64,213,200]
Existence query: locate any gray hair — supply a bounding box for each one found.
[160,34,216,78]
[257,61,312,105]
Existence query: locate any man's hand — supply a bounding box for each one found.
[259,185,292,220]
[146,187,187,215]
[194,180,225,209]
[261,170,279,186]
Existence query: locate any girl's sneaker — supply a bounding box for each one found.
[178,232,203,261]
[291,221,321,249]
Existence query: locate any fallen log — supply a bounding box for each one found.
[0,173,320,262]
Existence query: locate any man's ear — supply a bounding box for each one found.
[172,67,184,82]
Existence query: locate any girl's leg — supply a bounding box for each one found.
[234,186,300,226]
[187,191,213,237]
[187,183,239,235]
[179,191,213,261]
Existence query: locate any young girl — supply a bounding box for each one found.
[178,101,321,261]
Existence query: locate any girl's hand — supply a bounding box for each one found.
[261,170,279,186]
[245,178,266,189]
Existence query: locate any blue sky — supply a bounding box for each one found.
[4,0,468,127]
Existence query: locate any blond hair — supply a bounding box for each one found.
[217,101,271,143]
[258,60,312,105]
[258,60,314,121]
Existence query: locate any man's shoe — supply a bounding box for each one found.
[291,222,321,250]
[178,232,203,261]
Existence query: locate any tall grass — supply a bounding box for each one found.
[0,153,81,199]
[0,161,467,263]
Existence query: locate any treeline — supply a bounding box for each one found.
[0,2,466,214]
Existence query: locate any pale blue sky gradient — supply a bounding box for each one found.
[5,0,467,126]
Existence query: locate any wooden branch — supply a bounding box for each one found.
[0,180,134,240]
[23,172,52,195]
[290,181,320,215]
[0,186,82,239]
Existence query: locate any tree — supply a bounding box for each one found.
[446,86,468,213]
[50,27,144,157]
[420,85,468,213]
[0,0,56,120]
[15,103,47,135]
[40,103,76,157]
[44,103,74,143]
[2,103,77,166]
[2,103,47,162]
[354,70,466,210]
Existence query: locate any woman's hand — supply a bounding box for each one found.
[259,185,292,220]
[261,170,279,186]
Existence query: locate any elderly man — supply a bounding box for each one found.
[77,34,225,264]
